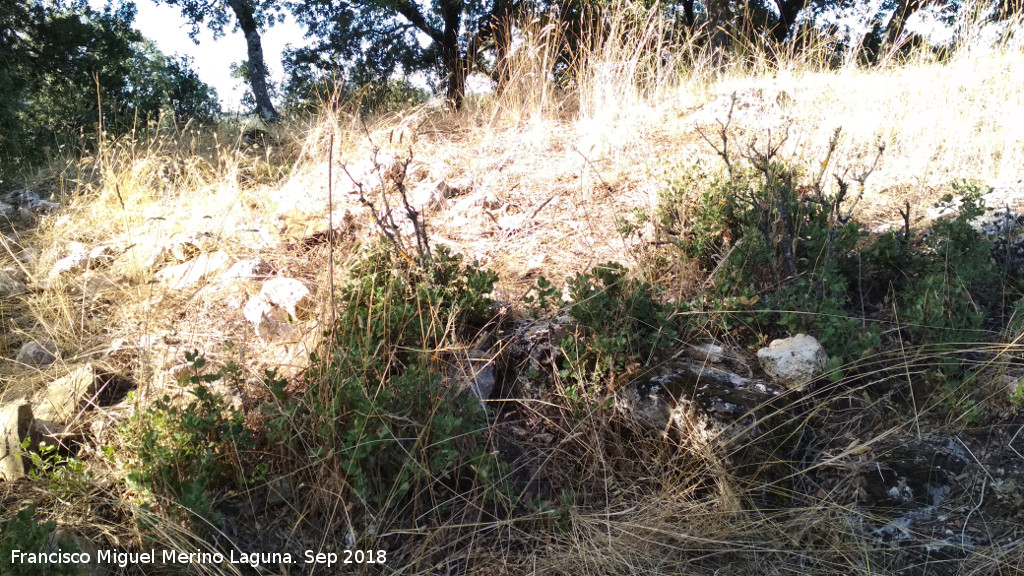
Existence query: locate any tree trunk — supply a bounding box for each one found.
[490,0,517,94]
[440,0,466,109]
[771,0,807,43]
[681,0,696,28]
[705,0,732,67]
[226,0,278,123]
[879,0,923,61]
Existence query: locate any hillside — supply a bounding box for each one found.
[2,35,1024,575]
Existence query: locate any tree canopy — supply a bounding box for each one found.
[0,0,219,174]
[154,0,284,122]
[287,0,521,109]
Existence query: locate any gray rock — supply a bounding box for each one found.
[687,342,728,364]
[15,340,58,367]
[243,278,312,342]
[465,350,496,401]
[757,333,828,390]
[48,243,118,279]
[410,180,458,212]
[221,257,273,282]
[32,365,95,434]
[5,189,60,215]
[155,250,231,289]
[0,402,34,481]
[49,242,90,278]
[0,268,26,297]
[259,277,313,321]
[616,360,778,443]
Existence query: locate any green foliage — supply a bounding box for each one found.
[899,182,998,343]
[124,351,253,528]
[0,506,78,576]
[546,262,677,396]
[656,158,1016,364]
[26,442,92,500]
[0,2,219,173]
[285,0,519,107]
[657,157,877,360]
[282,241,505,519]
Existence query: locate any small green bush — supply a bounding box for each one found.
[288,241,505,521]
[656,156,877,360]
[124,350,254,528]
[560,263,678,384]
[901,182,998,343]
[27,442,91,500]
[0,506,78,576]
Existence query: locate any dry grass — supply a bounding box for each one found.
[2,4,1023,575]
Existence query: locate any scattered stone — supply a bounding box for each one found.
[33,365,96,434]
[169,240,201,262]
[856,436,968,512]
[687,342,727,364]
[206,281,254,310]
[5,189,60,215]
[221,257,273,282]
[242,278,313,342]
[155,250,231,289]
[48,242,89,278]
[15,340,58,367]
[259,278,313,321]
[18,246,40,264]
[0,268,26,297]
[48,243,118,279]
[410,180,455,212]
[72,271,122,299]
[464,350,496,401]
[757,333,828,390]
[616,360,777,443]
[0,402,35,481]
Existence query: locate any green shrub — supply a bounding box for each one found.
[26,442,91,500]
[562,263,678,380]
[289,241,505,521]
[0,506,78,576]
[124,350,254,528]
[656,156,876,360]
[899,182,998,343]
[524,262,679,401]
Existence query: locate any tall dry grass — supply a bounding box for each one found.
[2,3,1023,575]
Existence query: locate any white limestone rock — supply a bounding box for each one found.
[757,334,828,391]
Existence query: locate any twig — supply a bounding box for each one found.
[327,131,337,333]
[572,147,613,192]
[695,92,738,176]
[529,195,556,220]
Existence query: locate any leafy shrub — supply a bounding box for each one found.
[124,351,254,528]
[561,263,678,382]
[0,506,78,576]
[288,241,505,520]
[27,442,92,500]
[524,262,679,401]
[656,156,877,360]
[899,182,999,343]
